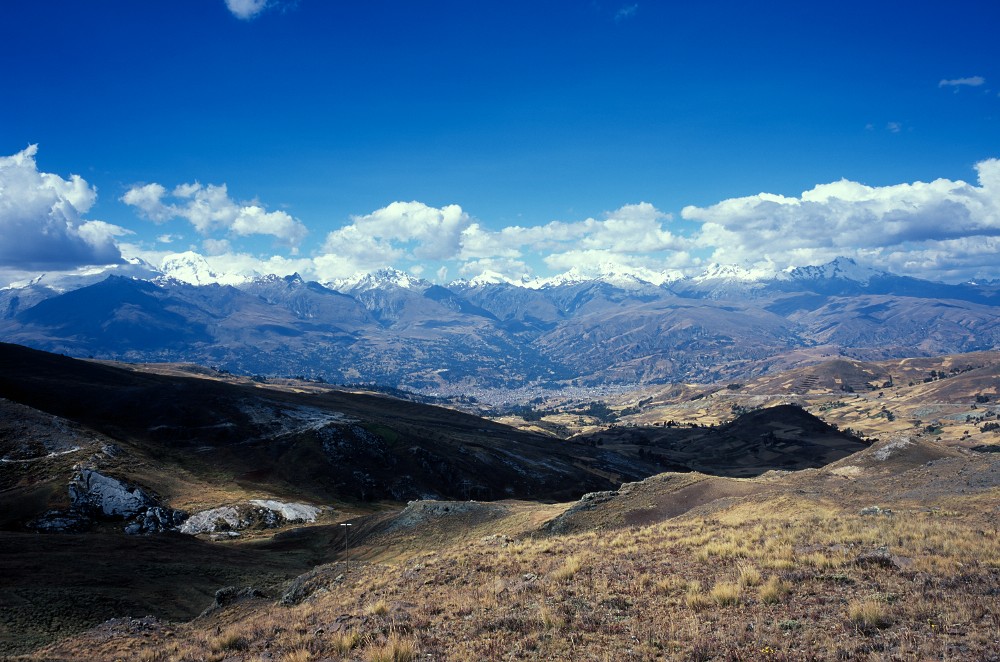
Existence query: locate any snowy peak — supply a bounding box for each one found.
[1,258,162,293]
[327,268,429,293]
[694,262,779,283]
[785,257,884,284]
[159,252,255,286]
[592,265,684,289]
[521,264,683,290]
[466,270,522,287]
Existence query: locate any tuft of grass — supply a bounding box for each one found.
[539,602,565,630]
[654,576,680,594]
[136,648,164,662]
[550,554,585,582]
[847,598,892,631]
[209,630,250,653]
[366,598,390,616]
[758,575,791,604]
[709,581,741,606]
[330,630,361,654]
[684,581,710,611]
[281,649,312,662]
[737,563,762,588]
[364,632,418,662]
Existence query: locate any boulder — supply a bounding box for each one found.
[69,469,154,518]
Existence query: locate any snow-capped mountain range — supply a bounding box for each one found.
[1,253,998,391]
[71,251,888,293]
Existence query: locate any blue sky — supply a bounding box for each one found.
[1,0,999,285]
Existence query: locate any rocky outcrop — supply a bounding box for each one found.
[385,499,509,533]
[30,468,186,534]
[180,500,321,536]
[69,469,154,517]
[199,586,268,617]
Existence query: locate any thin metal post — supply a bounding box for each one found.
[340,522,352,573]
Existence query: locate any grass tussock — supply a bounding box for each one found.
[684,581,710,611]
[550,554,585,582]
[366,598,390,616]
[709,581,741,606]
[758,575,791,604]
[280,649,312,662]
[737,563,762,587]
[847,598,893,631]
[364,632,418,662]
[329,630,361,654]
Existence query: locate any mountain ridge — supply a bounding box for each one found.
[1,256,998,390]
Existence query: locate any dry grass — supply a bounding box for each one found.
[550,553,585,581]
[684,581,710,611]
[737,562,762,587]
[329,630,360,654]
[24,461,1000,662]
[708,581,741,606]
[364,632,418,662]
[365,598,390,616]
[758,575,791,604]
[847,598,893,632]
[280,649,312,662]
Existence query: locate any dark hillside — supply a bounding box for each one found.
[576,404,868,477]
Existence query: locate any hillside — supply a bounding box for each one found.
[0,343,879,656]
[18,436,1000,661]
[506,351,1000,450]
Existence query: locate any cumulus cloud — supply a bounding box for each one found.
[0,145,124,269]
[939,76,985,88]
[682,158,1000,280]
[225,0,268,20]
[456,202,690,278]
[122,181,307,246]
[314,201,471,278]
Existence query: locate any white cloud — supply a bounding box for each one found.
[202,238,232,255]
[0,145,124,269]
[225,0,268,20]
[939,76,985,88]
[312,200,692,282]
[886,121,902,133]
[122,180,307,246]
[682,158,1000,281]
[121,183,171,221]
[462,203,679,255]
[315,201,471,278]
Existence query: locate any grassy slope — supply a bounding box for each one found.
[22,438,1000,661]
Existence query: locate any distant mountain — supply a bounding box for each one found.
[1,257,999,389]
